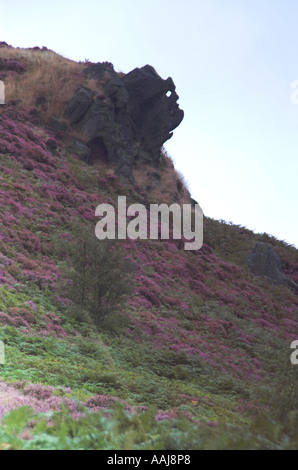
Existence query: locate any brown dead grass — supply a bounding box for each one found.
[133,157,191,205]
[0,46,104,122]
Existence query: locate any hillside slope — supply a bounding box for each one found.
[0,44,297,450]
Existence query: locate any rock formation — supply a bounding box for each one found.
[64,63,184,183]
[246,242,298,292]
[246,242,286,283]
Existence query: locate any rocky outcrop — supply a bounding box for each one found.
[122,65,184,167]
[246,242,298,292]
[246,243,286,283]
[64,63,184,183]
[0,42,11,48]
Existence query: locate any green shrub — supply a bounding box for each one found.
[54,219,132,327]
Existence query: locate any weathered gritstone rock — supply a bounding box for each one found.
[47,116,68,136]
[246,242,287,283]
[246,242,298,293]
[64,87,94,124]
[64,63,184,183]
[69,140,91,163]
[122,65,184,166]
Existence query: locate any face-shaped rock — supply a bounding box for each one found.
[64,63,184,181]
[122,65,184,165]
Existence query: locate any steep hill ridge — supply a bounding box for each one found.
[0,44,297,449]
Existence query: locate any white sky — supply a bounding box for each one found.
[0,0,297,247]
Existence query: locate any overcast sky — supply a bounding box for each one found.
[1,0,297,247]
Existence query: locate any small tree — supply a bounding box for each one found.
[56,219,132,326]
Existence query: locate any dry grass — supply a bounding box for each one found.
[133,158,191,205]
[0,46,104,121]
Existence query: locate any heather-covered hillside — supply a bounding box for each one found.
[0,44,298,450]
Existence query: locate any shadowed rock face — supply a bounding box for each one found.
[64,63,184,182]
[246,243,298,294]
[246,242,293,287]
[246,243,284,283]
[123,65,184,167]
